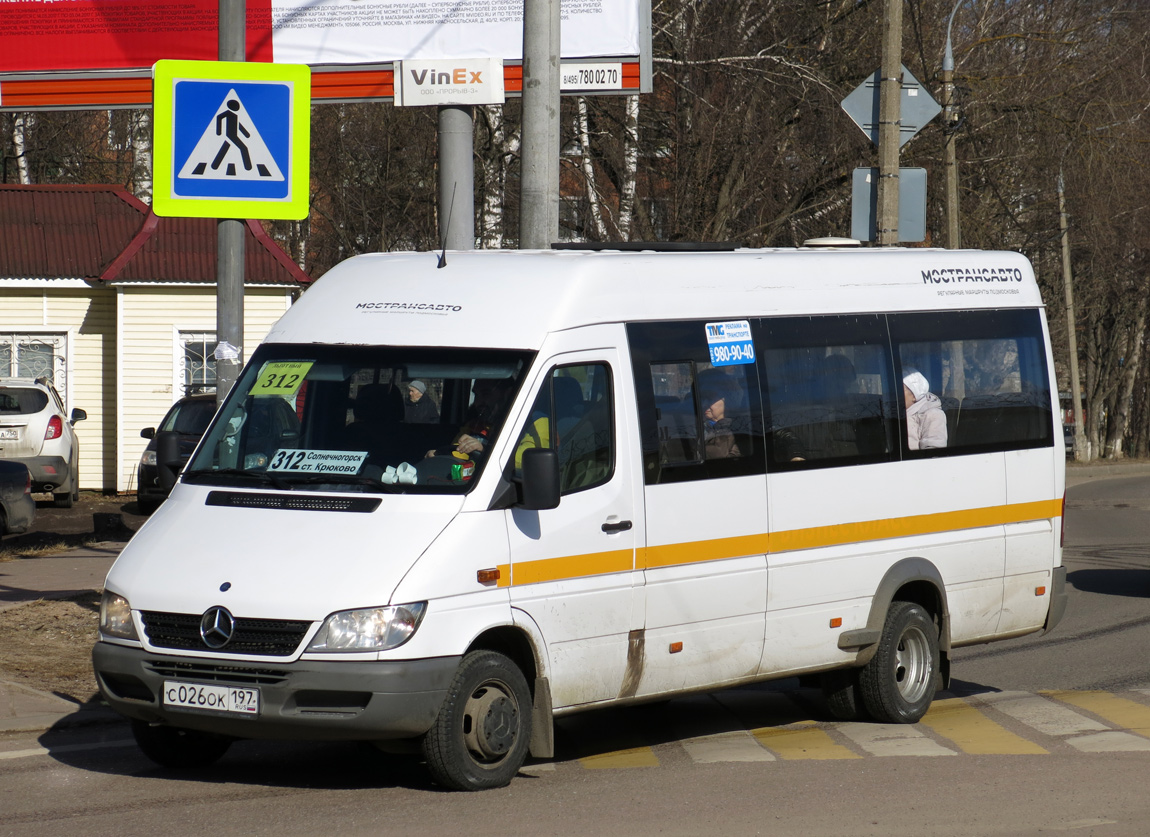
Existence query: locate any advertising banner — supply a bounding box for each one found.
[0,0,641,73]
[394,58,505,106]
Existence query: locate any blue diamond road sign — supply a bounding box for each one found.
[841,65,941,148]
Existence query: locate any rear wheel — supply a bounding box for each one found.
[131,720,232,768]
[858,601,939,723]
[422,650,532,791]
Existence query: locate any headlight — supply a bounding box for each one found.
[140,450,157,467]
[99,591,139,640]
[306,603,426,652]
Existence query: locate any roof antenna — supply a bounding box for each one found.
[437,183,457,269]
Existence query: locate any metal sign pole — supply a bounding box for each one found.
[438,105,476,250]
[519,0,561,249]
[216,0,245,407]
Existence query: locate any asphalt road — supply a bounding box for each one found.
[2,475,1149,837]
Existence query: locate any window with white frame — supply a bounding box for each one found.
[0,332,67,388]
[180,331,217,395]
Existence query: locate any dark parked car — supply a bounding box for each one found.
[0,459,35,538]
[137,394,217,514]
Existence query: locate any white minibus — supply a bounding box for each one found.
[94,243,1067,790]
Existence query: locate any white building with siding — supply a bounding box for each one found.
[0,184,310,494]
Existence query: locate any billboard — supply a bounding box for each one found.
[0,0,649,109]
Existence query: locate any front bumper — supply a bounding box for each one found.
[92,641,460,741]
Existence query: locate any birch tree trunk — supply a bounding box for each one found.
[13,114,32,184]
[479,105,518,249]
[577,97,609,240]
[617,94,639,240]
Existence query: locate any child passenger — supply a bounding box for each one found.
[902,369,947,450]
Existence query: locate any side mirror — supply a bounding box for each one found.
[156,430,182,492]
[518,448,560,511]
[70,407,87,424]
[140,427,156,440]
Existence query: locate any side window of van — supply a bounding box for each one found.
[514,364,614,494]
[759,315,899,471]
[890,309,1053,454]
[628,321,765,485]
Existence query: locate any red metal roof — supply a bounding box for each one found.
[0,184,310,286]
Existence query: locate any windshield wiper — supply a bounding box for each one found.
[182,468,291,490]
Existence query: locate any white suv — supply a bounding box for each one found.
[0,378,86,508]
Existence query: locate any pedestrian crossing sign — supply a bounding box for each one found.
[153,60,310,220]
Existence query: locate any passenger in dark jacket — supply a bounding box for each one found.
[404,380,439,424]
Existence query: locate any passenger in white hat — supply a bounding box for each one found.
[902,369,947,450]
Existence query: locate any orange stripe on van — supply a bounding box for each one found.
[500,499,1062,587]
[641,533,771,570]
[503,549,634,587]
[770,499,1063,553]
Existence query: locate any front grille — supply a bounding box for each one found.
[141,611,311,656]
[145,660,290,686]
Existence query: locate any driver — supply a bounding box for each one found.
[427,377,515,459]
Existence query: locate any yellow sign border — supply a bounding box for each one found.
[152,59,310,220]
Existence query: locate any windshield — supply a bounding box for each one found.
[183,344,532,494]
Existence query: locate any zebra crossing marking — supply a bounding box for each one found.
[752,721,861,760]
[1044,690,1150,739]
[920,697,1048,754]
[680,730,776,763]
[836,721,956,757]
[555,690,1150,772]
[579,746,660,769]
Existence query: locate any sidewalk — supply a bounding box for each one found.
[0,541,126,735]
[3,458,1150,737]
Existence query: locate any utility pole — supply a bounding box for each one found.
[876,0,903,246]
[216,0,245,407]
[1058,172,1089,462]
[519,0,560,249]
[438,105,476,249]
[942,0,962,249]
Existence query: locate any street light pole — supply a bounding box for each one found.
[876,0,903,246]
[943,0,963,249]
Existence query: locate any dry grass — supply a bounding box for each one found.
[0,534,106,562]
[0,593,101,704]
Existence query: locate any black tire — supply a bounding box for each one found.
[137,496,161,515]
[821,669,868,721]
[53,461,77,508]
[858,601,940,724]
[422,650,532,791]
[131,719,232,769]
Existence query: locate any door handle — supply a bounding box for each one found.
[601,519,633,533]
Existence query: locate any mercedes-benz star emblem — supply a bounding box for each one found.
[200,606,236,649]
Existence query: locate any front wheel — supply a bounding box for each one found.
[422,650,532,791]
[131,720,232,768]
[858,601,939,724]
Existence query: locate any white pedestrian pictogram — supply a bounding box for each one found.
[178,89,284,182]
